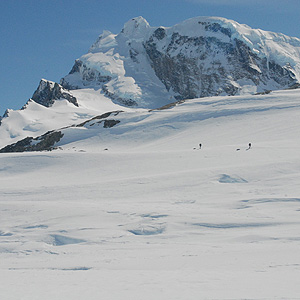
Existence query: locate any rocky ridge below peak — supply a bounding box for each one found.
[31,79,78,108]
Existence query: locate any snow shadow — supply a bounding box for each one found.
[0,231,13,236]
[128,225,166,236]
[47,266,91,271]
[47,234,86,246]
[219,174,248,183]
[192,222,278,229]
[141,213,168,219]
[242,198,300,204]
[24,224,48,229]
[61,267,91,271]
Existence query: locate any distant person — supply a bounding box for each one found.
[248,143,252,149]
[199,143,202,149]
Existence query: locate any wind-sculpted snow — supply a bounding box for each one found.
[47,234,86,246]
[218,174,248,183]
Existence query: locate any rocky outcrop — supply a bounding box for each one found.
[0,131,64,153]
[2,109,10,118]
[31,79,78,107]
[0,109,10,125]
[76,110,123,127]
[102,119,120,128]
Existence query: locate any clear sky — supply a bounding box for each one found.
[1,0,300,115]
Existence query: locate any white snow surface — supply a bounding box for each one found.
[1,89,300,299]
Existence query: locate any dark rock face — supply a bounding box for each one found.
[0,109,10,125]
[0,131,64,153]
[144,32,297,100]
[153,27,166,40]
[199,21,232,38]
[102,119,120,128]
[2,109,10,118]
[76,111,123,127]
[31,80,78,107]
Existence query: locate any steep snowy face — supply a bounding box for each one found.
[61,16,300,106]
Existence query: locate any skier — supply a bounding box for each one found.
[199,143,202,149]
[248,143,252,149]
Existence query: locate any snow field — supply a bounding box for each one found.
[1,90,300,299]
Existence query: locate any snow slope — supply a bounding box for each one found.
[0,88,134,149]
[1,89,300,299]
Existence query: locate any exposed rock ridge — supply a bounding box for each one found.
[76,111,123,127]
[31,79,78,107]
[0,131,64,153]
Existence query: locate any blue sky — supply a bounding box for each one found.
[1,0,300,115]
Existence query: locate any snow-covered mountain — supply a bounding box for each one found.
[61,16,300,105]
[1,16,300,150]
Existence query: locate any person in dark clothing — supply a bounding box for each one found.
[199,143,202,149]
[248,143,252,149]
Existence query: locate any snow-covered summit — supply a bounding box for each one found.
[89,30,117,53]
[121,16,151,38]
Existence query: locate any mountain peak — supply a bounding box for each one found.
[121,16,150,38]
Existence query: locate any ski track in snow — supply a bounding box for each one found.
[1,90,300,299]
